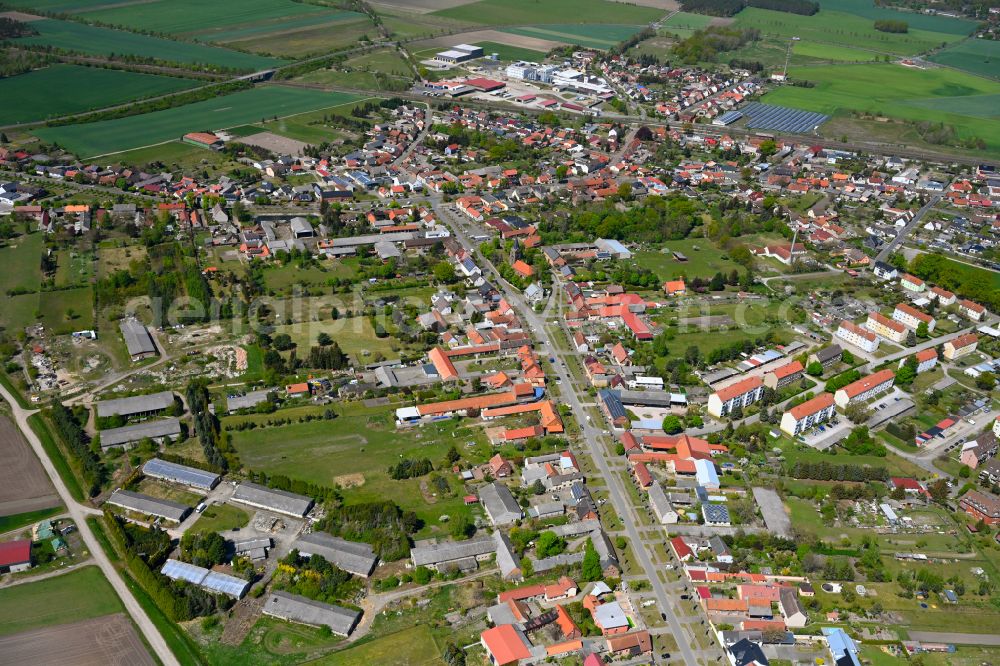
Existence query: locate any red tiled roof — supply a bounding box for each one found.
[838,369,895,398]
[714,375,762,402]
[786,392,834,420]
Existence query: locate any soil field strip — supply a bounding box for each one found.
[0,614,154,666]
[0,416,60,516]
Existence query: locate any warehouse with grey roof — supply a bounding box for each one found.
[101,418,181,450]
[119,318,158,361]
[231,482,313,517]
[264,591,361,636]
[106,489,191,523]
[410,535,494,571]
[293,532,378,577]
[96,390,175,419]
[142,458,220,491]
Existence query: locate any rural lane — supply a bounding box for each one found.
[0,383,180,666]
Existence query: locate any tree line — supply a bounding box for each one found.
[789,460,889,482]
[49,401,105,496]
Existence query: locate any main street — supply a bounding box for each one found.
[435,198,716,665]
[875,194,943,263]
[0,383,180,666]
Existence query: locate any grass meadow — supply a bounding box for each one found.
[0,566,123,636]
[34,87,361,157]
[0,65,197,126]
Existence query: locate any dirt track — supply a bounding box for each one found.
[0,416,60,516]
[0,613,155,666]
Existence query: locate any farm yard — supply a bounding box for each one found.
[12,18,283,71]
[33,87,362,157]
[227,401,491,540]
[0,65,198,126]
[0,416,60,517]
[431,0,664,26]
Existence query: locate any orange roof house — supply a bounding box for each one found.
[428,347,459,381]
[480,625,532,665]
[512,260,535,278]
[663,280,686,296]
[555,604,582,638]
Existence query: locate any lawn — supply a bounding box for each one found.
[929,38,1000,80]
[0,65,198,125]
[433,0,662,26]
[228,402,490,540]
[473,41,546,62]
[14,18,283,71]
[0,566,123,636]
[734,7,969,56]
[321,625,444,666]
[190,503,249,533]
[54,249,94,287]
[108,141,235,175]
[79,0,328,36]
[500,24,647,50]
[271,314,410,361]
[37,287,95,334]
[763,63,1000,153]
[632,239,743,281]
[34,87,361,158]
[0,232,43,296]
[0,506,64,534]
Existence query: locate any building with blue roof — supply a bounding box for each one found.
[822,628,861,666]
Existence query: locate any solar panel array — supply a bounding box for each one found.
[741,102,829,133]
[715,110,743,125]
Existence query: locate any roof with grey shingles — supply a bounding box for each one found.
[96,390,175,418]
[479,482,522,526]
[411,535,494,567]
[493,530,520,579]
[231,482,313,517]
[106,489,190,522]
[119,318,157,357]
[293,532,378,577]
[264,591,361,636]
[227,389,274,412]
[142,457,219,490]
[101,418,181,448]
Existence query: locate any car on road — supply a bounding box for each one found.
[680,594,690,600]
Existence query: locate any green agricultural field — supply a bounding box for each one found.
[228,403,489,539]
[434,0,662,26]
[34,87,361,158]
[929,38,1000,80]
[822,0,977,36]
[320,625,443,665]
[473,41,547,62]
[2,0,110,11]
[348,49,414,77]
[190,503,249,533]
[501,23,646,50]
[79,0,328,36]
[792,40,879,62]
[0,65,198,125]
[0,232,43,296]
[195,10,364,43]
[0,566,123,636]
[763,63,1000,152]
[661,11,714,31]
[224,19,377,59]
[734,7,968,56]
[15,19,283,71]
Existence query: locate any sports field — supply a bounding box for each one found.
[928,39,1000,80]
[34,87,361,157]
[14,19,283,70]
[763,63,1000,152]
[0,566,123,636]
[500,23,646,50]
[433,0,663,26]
[0,65,198,125]
[734,6,970,56]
